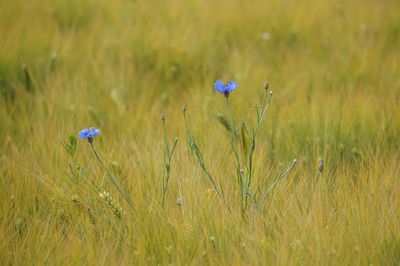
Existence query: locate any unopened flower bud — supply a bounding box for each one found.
[318,160,324,172]
[264,82,269,91]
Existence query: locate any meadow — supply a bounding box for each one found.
[1,0,399,265]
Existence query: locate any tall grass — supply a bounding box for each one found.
[0,0,399,264]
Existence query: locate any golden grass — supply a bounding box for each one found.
[1,0,399,264]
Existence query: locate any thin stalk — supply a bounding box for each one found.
[257,159,297,207]
[90,143,134,208]
[254,91,272,135]
[183,109,231,214]
[226,98,245,212]
[244,91,272,210]
[226,98,241,167]
[161,118,178,208]
[161,119,169,208]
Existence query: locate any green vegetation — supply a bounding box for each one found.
[1,0,399,264]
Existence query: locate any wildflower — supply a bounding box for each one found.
[78,127,100,143]
[214,79,238,98]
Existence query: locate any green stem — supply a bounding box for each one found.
[245,91,273,209]
[161,119,178,208]
[183,109,231,214]
[90,142,135,208]
[226,98,244,212]
[257,159,297,208]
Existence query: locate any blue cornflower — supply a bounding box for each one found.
[78,127,100,143]
[214,79,238,98]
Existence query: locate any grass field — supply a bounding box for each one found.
[1,0,400,265]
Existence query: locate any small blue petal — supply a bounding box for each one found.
[78,127,100,139]
[227,80,238,92]
[214,80,225,93]
[78,129,89,139]
[214,79,238,95]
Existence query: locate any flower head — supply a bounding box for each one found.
[78,127,100,143]
[214,79,238,98]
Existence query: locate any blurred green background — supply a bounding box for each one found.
[1,0,399,264]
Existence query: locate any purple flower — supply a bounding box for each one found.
[78,127,100,143]
[214,80,238,98]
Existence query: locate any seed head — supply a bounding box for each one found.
[176,197,184,207]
